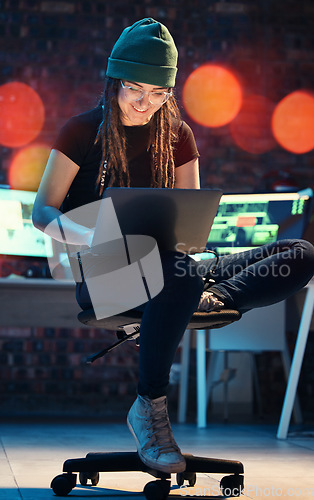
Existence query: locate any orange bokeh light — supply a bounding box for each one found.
[182,64,242,127]
[8,144,50,192]
[271,91,314,154]
[0,82,45,148]
[229,95,276,154]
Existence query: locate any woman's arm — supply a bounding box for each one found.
[174,158,200,189]
[32,149,94,246]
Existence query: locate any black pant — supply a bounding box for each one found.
[76,239,314,399]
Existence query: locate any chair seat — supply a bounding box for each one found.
[77,308,241,331]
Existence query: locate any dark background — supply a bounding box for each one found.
[0,0,313,423]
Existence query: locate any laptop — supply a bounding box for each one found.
[202,189,313,257]
[92,187,222,254]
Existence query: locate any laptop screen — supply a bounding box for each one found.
[197,189,313,258]
[0,186,53,259]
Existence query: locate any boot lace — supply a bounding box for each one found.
[143,398,180,456]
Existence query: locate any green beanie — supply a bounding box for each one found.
[106,18,178,88]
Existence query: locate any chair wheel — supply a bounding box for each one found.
[79,471,100,486]
[91,472,100,486]
[79,472,88,486]
[220,474,244,497]
[143,479,170,500]
[176,472,197,486]
[50,473,76,496]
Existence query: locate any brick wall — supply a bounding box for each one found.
[0,323,140,418]
[0,0,313,420]
[1,0,314,190]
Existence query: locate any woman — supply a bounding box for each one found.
[33,18,314,474]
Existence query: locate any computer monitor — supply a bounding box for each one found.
[0,186,53,259]
[200,189,313,257]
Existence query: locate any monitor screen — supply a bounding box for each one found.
[200,189,313,257]
[0,187,53,258]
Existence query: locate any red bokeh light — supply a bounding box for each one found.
[182,64,242,128]
[0,82,45,148]
[8,144,50,191]
[229,95,276,154]
[271,91,314,154]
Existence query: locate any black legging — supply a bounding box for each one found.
[76,239,314,399]
[196,239,314,312]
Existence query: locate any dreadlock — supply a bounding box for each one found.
[96,78,181,197]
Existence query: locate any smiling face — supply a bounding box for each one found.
[118,80,169,126]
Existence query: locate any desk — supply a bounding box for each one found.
[0,277,83,328]
[277,279,314,439]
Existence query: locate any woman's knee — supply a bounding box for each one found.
[161,252,204,296]
[300,239,314,270]
[287,239,314,285]
[291,239,314,263]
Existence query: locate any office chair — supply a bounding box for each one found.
[51,307,245,499]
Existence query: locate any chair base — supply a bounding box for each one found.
[51,451,244,498]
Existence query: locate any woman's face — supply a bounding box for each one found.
[118,80,170,126]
